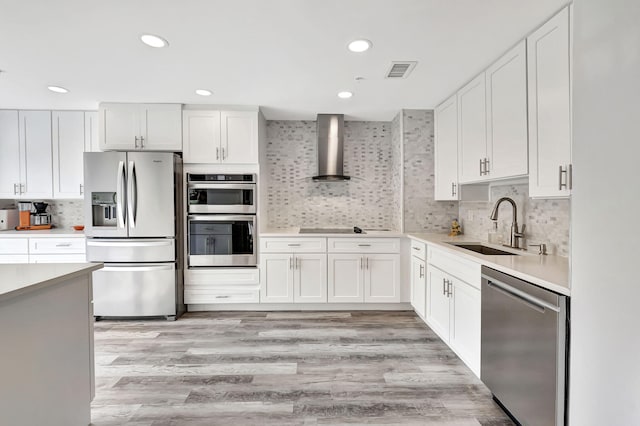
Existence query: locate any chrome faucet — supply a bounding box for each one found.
[489,197,526,249]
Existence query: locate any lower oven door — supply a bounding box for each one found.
[92,263,176,317]
[188,215,256,267]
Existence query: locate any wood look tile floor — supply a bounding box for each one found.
[91,311,514,425]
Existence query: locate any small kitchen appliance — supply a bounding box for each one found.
[32,202,52,226]
[0,208,19,230]
[18,202,32,228]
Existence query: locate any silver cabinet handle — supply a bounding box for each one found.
[287,243,301,247]
[296,258,300,270]
[479,158,483,176]
[13,183,18,195]
[222,147,226,160]
[134,136,139,148]
[79,184,84,195]
[215,295,230,299]
[447,280,453,297]
[56,243,72,247]
[484,158,490,175]
[20,183,25,194]
[412,247,420,251]
[360,257,364,269]
[216,147,220,160]
[289,256,293,270]
[358,244,371,247]
[559,165,569,190]
[366,257,369,270]
[140,136,144,148]
[442,278,446,295]
[568,164,573,190]
[451,182,456,197]
[419,264,424,278]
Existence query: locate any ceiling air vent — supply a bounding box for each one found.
[385,61,417,79]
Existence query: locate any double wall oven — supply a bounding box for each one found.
[187,174,257,267]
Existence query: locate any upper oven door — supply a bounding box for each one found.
[187,183,256,214]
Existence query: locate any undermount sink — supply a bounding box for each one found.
[448,243,518,256]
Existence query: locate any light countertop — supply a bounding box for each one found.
[260,228,404,238]
[0,229,85,238]
[0,263,102,303]
[407,233,570,296]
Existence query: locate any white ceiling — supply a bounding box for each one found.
[0,0,568,121]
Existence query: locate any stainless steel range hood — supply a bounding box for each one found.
[312,114,351,181]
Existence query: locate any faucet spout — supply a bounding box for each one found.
[489,197,525,249]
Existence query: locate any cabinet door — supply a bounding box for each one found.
[486,40,528,180]
[142,104,183,151]
[100,103,139,150]
[457,73,488,183]
[294,253,327,303]
[426,266,450,341]
[327,254,363,303]
[182,110,221,163]
[364,254,400,303]
[449,278,481,377]
[527,7,572,198]
[411,256,426,318]
[84,111,100,152]
[434,95,459,200]
[220,111,258,164]
[0,110,21,198]
[0,255,29,264]
[18,111,52,199]
[52,111,85,199]
[260,253,294,303]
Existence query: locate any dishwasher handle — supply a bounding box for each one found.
[483,275,560,314]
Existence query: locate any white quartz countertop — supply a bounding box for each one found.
[260,228,404,238]
[0,263,102,303]
[407,233,570,296]
[0,229,85,238]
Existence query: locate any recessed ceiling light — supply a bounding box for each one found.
[347,39,372,53]
[140,34,169,48]
[337,91,353,99]
[195,89,212,96]
[48,86,69,93]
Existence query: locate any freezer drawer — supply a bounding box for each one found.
[86,238,175,262]
[92,263,176,317]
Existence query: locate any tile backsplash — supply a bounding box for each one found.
[0,199,84,230]
[265,120,396,230]
[459,183,570,256]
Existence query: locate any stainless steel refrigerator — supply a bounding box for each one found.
[83,151,184,320]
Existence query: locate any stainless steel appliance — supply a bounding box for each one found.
[481,266,568,426]
[0,208,18,230]
[84,152,184,320]
[186,173,256,267]
[187,173,256,214]
[312,114,351,181]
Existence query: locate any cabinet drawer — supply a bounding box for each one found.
[30,238,85,254]
[30,254,87,263]
[428,246,481,289]
[0,254,29,263]
[328,238,400,254]
[260,238,326,253]
[185,286,260,304]
[410,239,426,260]
[184,267,260,286]
[0,238,28,255]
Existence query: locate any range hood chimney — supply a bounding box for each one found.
[312,114,351,181]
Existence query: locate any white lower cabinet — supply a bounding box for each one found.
[260,252,327,303]
[184,268,260,304]
[0,236,85,264]
[327,253,400,303]
[425,246,481,377]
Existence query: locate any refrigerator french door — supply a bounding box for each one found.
[84,151,175,238]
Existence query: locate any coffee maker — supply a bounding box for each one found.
[32,202,52,226]
[18,201,32,228]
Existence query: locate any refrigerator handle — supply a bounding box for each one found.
[116,160,126,229]
[127,160,136,229]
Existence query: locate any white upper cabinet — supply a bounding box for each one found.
[457,73,488,183]
[527,6,572,198]
[52,111,85,199]
[18,111,53,199]
[182,110,258,164]
[84,111,100,152]
[182,110,221,163]
[486,40,529,180]
[221,111,258,164]
[0,110,21,198]
[100,103,182,151]
[434,95,459,200]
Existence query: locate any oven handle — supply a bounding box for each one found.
[187,183,256,190]
[188,215,256,222]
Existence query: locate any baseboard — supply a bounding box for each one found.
[187,302,412,312]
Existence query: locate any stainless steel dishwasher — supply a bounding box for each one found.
[481,266,568,426]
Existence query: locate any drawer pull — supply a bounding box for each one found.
[358,244,371,247]
[216,295,230,299]
[412,247,421,251]
[56,243,72,247]
[287,243,301,247]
